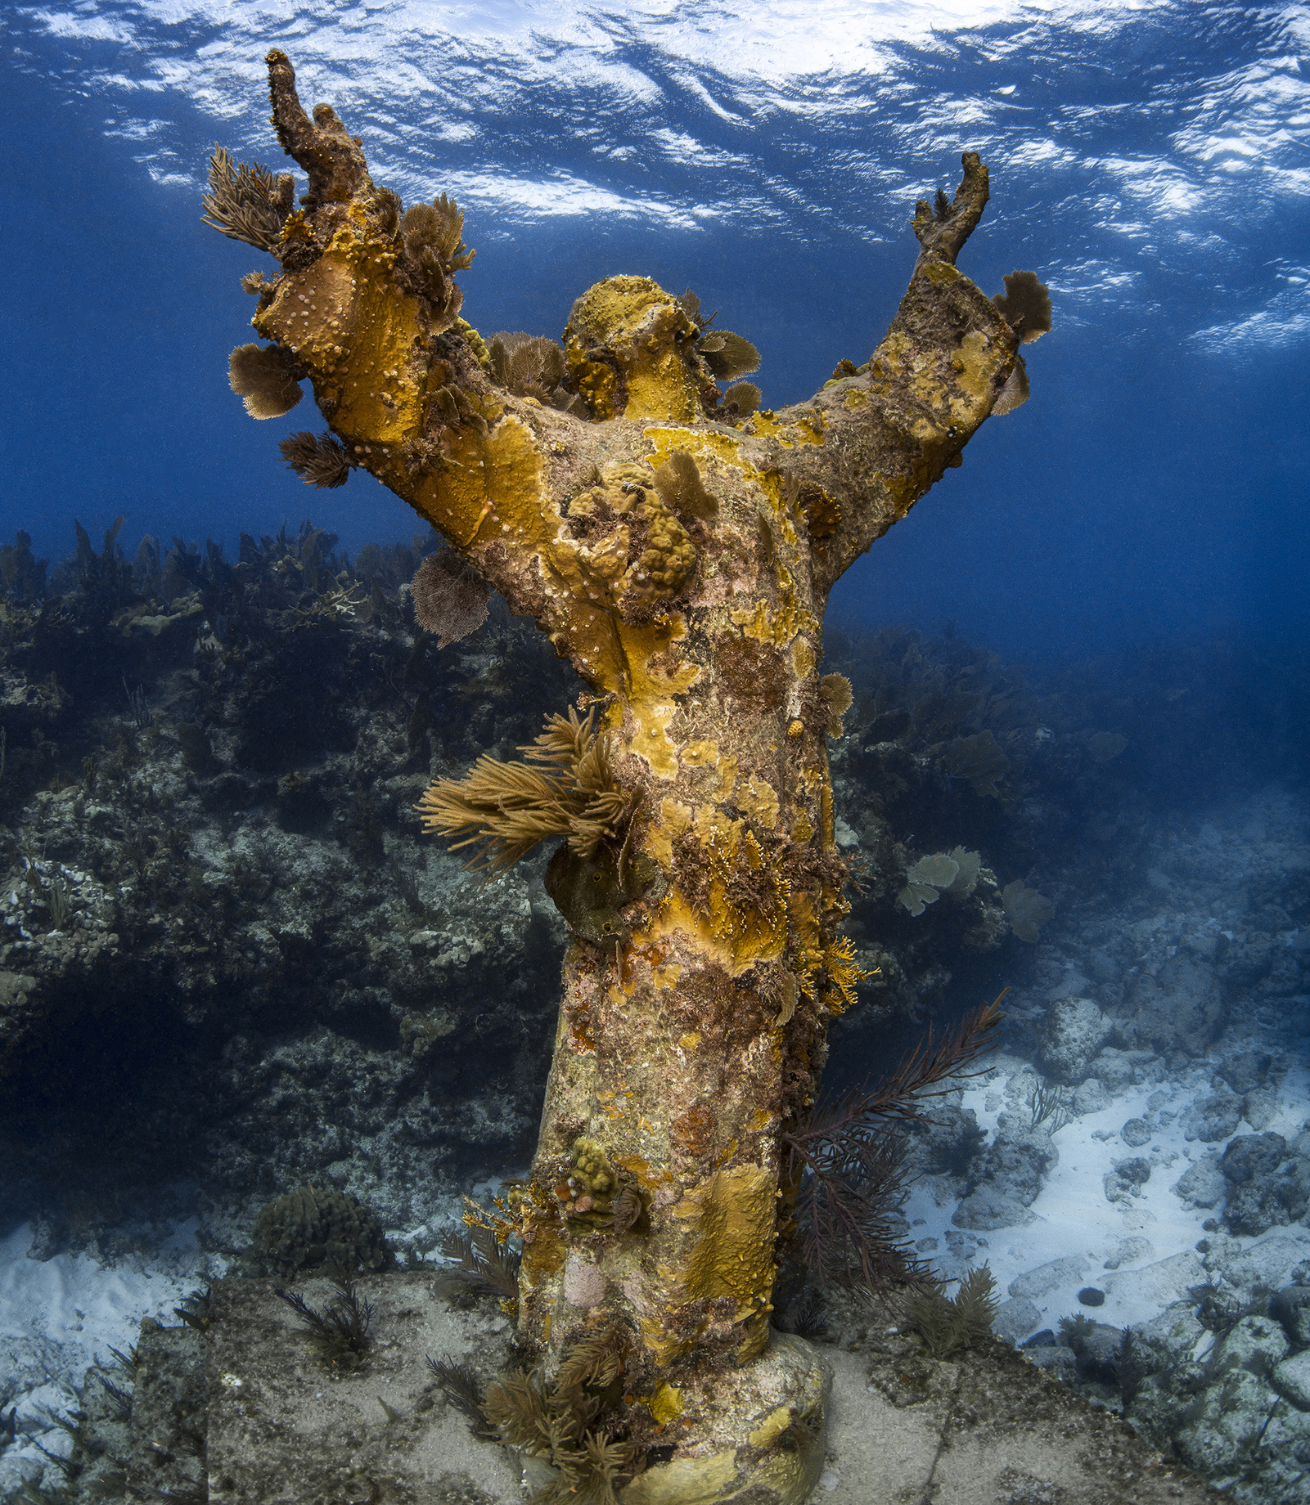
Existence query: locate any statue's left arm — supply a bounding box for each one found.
[768,153,1046,598]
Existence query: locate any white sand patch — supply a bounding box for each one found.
[905,1053,1310,1341]
[0,1220,215,1497]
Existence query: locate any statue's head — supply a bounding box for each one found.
[563,276,709,423]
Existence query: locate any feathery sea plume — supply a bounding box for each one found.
[416,707,631,877]
[440,1217,521,1302]
[278,431,353,488]
[400,194,475,328]
[718,380,762,418]
[273,1268,374,1370]
[488,332,567,401]
[818,672,854,737]
[479,1325,639,1504]
[202,146,295,253]
[905,1265,999,1358]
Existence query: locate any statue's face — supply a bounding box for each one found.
[563,275,704,423]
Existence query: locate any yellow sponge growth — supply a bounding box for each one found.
[559,462,697,622]
[564,276,706,422]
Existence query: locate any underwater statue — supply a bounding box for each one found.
[207,49,1049,1504]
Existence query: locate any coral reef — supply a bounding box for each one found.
[51,47,1310,1494]
[1,510,1306,1499]
[0,519,584,1238]
[252,1184,392,1275]
[0,521,1300,1272]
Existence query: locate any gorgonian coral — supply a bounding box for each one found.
[228,342,303,419]
[651,450,718,521]
[398,194,475,330]
[410,550,491,647]
[415,707,632,875]
[201,146,294,254]
[278,430,353,488]
[993,270,1053,345]
[488,332,572,406]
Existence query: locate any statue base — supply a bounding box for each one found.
[618,1331,831,1505]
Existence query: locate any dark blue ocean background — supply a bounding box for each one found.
[4,0,1307,665]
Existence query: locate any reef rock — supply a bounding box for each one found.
[1037,993,1114,1082]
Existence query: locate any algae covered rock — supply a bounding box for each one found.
[952,1124,1058,1231]
[1181,1092,1243,1143]
[1273,1348,1310,1408]
[1123,953,1225,1055]
[252,1184,392,1274]
[1037,994,1113,1083]
[1172,1152,1227,1211]
[1221,1131,1310,1237]
[1208,1313,1289,1380]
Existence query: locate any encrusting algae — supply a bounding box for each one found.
[208,49,1049,1503]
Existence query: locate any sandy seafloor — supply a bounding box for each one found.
[0,1219,214,1490]
[2,788,1308,1500]
[911,1058,1310,1332]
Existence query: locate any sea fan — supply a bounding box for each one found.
[411,550,491,646]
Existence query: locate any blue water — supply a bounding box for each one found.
[3,0,1307,661]
[3,12,1310,1500]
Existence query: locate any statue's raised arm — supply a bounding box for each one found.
[206,49,1047,1505]
[777,153,1049,596]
